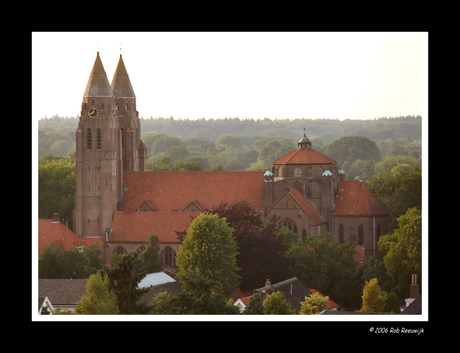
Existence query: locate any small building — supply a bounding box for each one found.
[39,279,87,313]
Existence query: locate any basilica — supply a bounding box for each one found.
[74,52,389,267]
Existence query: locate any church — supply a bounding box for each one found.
[74,52,389,267]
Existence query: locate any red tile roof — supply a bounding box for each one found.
[335,180,389,217]
[118,171,265,213]
[38,219,86,257]
[266,188,327,225]
[273,148,336,165]
[109,211,201,244]
[309,289,340,309]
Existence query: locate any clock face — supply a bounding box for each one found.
[88,107,99,118]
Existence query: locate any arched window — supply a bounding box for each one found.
[358,224,364,245]
[137,245,146,254]
[317,166,324,177]
[125,103,129,111]
[302,229,307,242]
[120,128,124,149]
[282,218,297,234]
[339,224,344,244]
[113,245,127,255]
[162,246,176,267]
[306,186,312,197]
[294,167,302,178]
[97,128,101,149]
[87,128,92,149]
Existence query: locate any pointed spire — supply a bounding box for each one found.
[83,52,114,98]
[298,128,312,149]
[111,54,136,98]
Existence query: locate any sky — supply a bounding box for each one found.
[32,32,427,121]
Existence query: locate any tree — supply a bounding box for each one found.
[38,157,76,230]
[242,293,265,314]
[378,207,422,300]
[263,291,296,314]
[75,273,119,315]
[322,135,381,167]
[137,234,163,274]
[299,292,329,315]
[208,202,291,290]
[360,278,386,313]
[100,251,149,314]
[176,213,241,299]
[289,230,361,310]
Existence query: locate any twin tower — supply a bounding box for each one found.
[74,52,148,241]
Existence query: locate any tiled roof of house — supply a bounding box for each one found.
[118,171,265,213]
[38,219,86,257]
[335,180,389,217]
[39,279,87,305]
[309,289,340,309]
[109,211,201,243]
[273,148,336,165]
[266,188,327,225]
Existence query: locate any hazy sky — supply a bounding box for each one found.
[32,32,427,121]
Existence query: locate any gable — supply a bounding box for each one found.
[335,180,389,217]
[266,188,327,226]
[138,200,157,212]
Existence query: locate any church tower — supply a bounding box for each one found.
[111,54,148,172]
[74,52,123,241]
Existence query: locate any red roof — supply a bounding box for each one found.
[267,188,327,225]
[309,289,340,309]
[273,148,336,165]
[335,180,389,217]
[38,219,86,257]
[109,211,201,243]
[118,171,265,213]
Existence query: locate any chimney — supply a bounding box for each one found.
[410,274,419,299]
[260,290,268,302]
[265,279,271,288]
[52,213,60,223]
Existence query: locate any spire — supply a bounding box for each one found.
[111,54,136,98]
[83,52,114,98]
[298,128,312,149]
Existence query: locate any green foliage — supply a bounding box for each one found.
[176,213,241,299]
[263,291,296,314]
[75,273,119,315]
[322,135,382,167]
[289,230,361,310]
[299,292,329,315]
[367,165,421,232]
[360,278,387,313]
[383,292,401,313]
[100,251,149,314]
[209,202,291,290]
[148,274,240,314]
[136,234,164,274]
[38,157,76,230]
[242,293,265,314]
[378,207,422,301]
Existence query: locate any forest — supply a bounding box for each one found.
[38,114,421,175]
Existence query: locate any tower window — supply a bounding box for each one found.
[97,128,101,149]
[294,167,302,178]
[87,128,92,149]
[339,224,344,243]
[358,224,364,245]
[125,103,129,110]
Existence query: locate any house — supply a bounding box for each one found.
[39,279,87,313]
[39,213,86,258]
[38,296,55,315]
[234,277,339,314]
